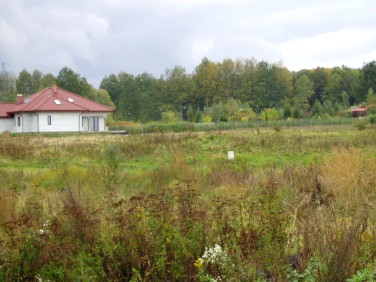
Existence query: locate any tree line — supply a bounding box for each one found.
[1,58,376,122]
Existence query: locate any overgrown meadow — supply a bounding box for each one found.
[0,126,375,281]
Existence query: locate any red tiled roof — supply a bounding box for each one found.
[351,107,368,112]
[0,103,16,118]
[7,85,114,114]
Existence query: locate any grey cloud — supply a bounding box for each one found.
[1,0,375,87]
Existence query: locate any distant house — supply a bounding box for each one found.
[0,85,114,133]
[351,107,368,118]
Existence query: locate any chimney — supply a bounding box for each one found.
[16,94,24,104]
[52,84,58,94]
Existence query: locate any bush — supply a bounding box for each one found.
[260,108,279,121]
[202,115,213,123]
[273,123,282,132]
[0,130,12,138]
[368,114,376,127]
[292,107,304,119]
[161,111,176,123]
[346,268,375,282]
[354,119,368,131]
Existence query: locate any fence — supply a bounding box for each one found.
[108,118,357,134]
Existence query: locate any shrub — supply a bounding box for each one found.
[292,107,304,119]
[346,268,375,282]
[286,257,321,282]
[368,114,376,127]
[103,144,123,188]
[0,130,12,138]
[273,122,282,132]
[354,119,368,131]
[202,115,213,123]
[161,111,176,123]
[260,108,279,121]
[211,102,229,122]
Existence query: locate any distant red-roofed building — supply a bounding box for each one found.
[0,85,114,133]
[351,107,368,118]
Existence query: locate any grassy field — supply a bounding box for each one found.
[0,125,375,281]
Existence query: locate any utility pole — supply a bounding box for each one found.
[0,62,6,97]
[0,62,16,98]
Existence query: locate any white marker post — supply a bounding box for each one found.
[228,151,235,160]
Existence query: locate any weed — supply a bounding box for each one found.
[0,128,375,280]
[354,119,368,131]
[273,122,282,132]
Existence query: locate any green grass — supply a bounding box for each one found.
[0,125,375,281]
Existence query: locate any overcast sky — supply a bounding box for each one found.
[1,0,375,87]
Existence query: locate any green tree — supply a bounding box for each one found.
[39,73,57,89]
[366,88,376,106]
[312,100,323,117]
[135,72,159,122]
[187,105,195,122]
[240,58,257,103]
[294,74,314,111]
[163,66,192,115]
[251,61,270,107]
[117,72,137,120]
[341,91,350,108]
[100,74,121,104]
[193,58,219,109]
[31,70,42,92]
[16,69,33,94]
[310,67,329,104]
[57,67,93,99]
[366,88,376,114]
[217,58,236,101]
[322,100,334,116]
[94,89,115,108]
[274,62,294,102]
[232,58,249,101]
[323,72,343,104]
[250,61,292,108]
[360,61,376,103]
[57,67,81,93]
[283,103,292,118]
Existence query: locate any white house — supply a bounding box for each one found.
[0,85,114,133]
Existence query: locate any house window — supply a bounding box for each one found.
[47,115,52,125]
[17,116,21,127]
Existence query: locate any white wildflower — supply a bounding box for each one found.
[202,244,228,266]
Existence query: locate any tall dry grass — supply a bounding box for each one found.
[319,146,376,208]
[0,129,375,281]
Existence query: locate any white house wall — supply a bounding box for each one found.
[38,112,81,132]
[14,114,23,133]
[23,113,38,132]
[0,118,14,133]
[2,112,109,133]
